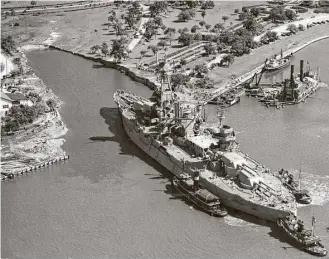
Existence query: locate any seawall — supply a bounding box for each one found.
[44,35,329,103]
[47,45,160,91]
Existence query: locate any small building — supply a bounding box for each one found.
[0,91,33,117]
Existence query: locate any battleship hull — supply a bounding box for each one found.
[115,96,296,222]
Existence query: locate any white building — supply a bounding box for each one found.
[1,91,33,117]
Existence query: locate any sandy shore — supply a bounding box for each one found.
[1,48,68,179]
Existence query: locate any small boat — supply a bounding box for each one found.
[225,95,240,106]
[209,95,240,107]
[275,168,312,204]
[277,215,327,257]
[172,174,228,217]
[293,189,312,204]
[265,50,292,72]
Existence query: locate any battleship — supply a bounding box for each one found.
[113,67,297,222]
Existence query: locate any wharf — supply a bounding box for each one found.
[204,35,329,105]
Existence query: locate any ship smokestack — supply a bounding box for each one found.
[290,65,295,88]
[300,60,304,82]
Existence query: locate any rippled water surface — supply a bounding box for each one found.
[2,40,329,258]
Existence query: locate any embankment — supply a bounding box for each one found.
[1,48,69,181]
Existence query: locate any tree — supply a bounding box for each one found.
[201,1,215,10]
[250,7,260,17]
[148,45,158,56]
[149,1,168,17]
[205,23,211,31]
[180,59,187,66]
[101,42,109,56]
[31,0,37,6]
[90,45,101,54]
[199,21,206,28]
[140,49,147,59]
[1,36,16,55]
[298,24,305,31]
[221,54,235,67]
[132,1,140,10]
[239,12,247,21]
[170,73,190,90]
[231,40,250,56]
[201,10,206,20]
[13,57,21,66]
[287,24,298,33]
[234,8,239,14]
[261,31,278,43]
[243,16,260,34]
[204,43,216,56]
[191,25,200,33]
[124,15,138,30]
[214,23,224,31]
[186,0,198,9]
[46,98,57,110]
[285,9,296,20]
[164,27,176,45]
[178,9,195,21]
[193,33,202,41]
[154,17,164,28]
[113,22,126,37]
[158,40,167,49]
[110,37,129,62]
[194,63,208,77]
[222,16,229,23]
[178,31,194,46]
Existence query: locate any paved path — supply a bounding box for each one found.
[254,14,329,42]
[127,4,150,51]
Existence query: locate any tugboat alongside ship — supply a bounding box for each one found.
[113,59,327,256]
[113,70,297,222]
[274,168,312,204]
[172,173,228,217]
[277,214,327,257]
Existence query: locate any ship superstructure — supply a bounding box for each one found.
[282,60,321,103]
[113,68,297,222]
[265,49,292,72]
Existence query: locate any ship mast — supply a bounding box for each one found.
[311,209,316,237]
[217,104,225,128]
[299,162,302,191]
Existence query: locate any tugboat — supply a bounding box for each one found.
[114,59,297,223]
[264,49,292,72]
[172,173,228,217]
[275,168,312,204]
[277,214,327,257]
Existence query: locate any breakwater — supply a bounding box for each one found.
[1,155,70,181]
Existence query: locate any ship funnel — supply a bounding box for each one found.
[290,65,295,88]
[300,60,304,82]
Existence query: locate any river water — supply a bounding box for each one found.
[2,40,329,258]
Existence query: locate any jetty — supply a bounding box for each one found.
[1,155,70,181]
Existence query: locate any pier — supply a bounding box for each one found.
[204,35,329,105]
[1,155,70,181]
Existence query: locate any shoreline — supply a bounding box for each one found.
[1,48,69,181]
[47,33,329,100]
[2,32,328,182]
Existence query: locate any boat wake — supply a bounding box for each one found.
[223,215,260,228]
